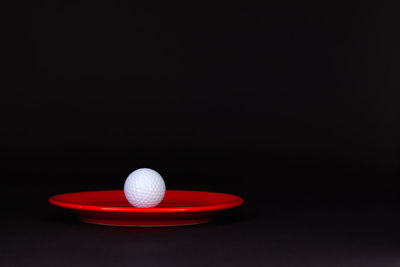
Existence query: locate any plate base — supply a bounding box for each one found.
[79,217,213,227]
[75,210,216,227]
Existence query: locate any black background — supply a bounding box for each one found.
[2,2,400,266]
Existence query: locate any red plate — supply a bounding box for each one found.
[48,190,244,227]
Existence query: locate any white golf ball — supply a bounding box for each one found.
[124,168,166,208]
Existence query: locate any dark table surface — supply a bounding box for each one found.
[3,184,400,267]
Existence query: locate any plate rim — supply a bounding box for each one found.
[48,190,244,213]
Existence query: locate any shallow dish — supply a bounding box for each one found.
[48,190,244,226]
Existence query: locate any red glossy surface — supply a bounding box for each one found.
[48,190,244,226]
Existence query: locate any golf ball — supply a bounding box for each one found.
[124,168,166,208]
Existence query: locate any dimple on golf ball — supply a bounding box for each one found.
[124,168,166,208]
